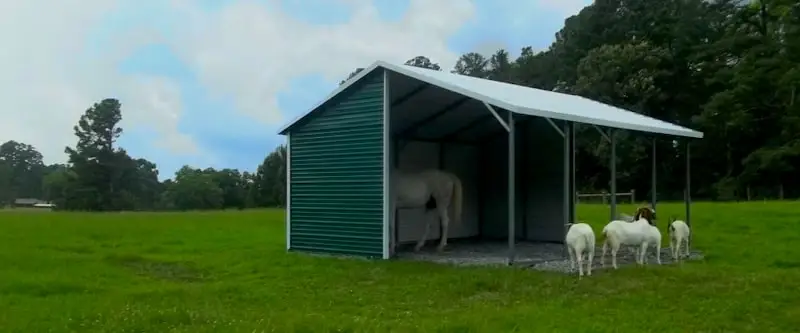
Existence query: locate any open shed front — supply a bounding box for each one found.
[280,61,703,267]
[388,70,574,265]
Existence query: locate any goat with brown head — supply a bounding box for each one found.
[633,205,657,226]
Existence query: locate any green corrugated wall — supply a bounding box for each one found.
[288,71,385,258]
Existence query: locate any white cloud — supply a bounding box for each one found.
[164,0,477,126]
[0,0,199,165]
[1,0,478,166]
[537,0,591,16]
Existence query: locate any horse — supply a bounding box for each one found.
[392,169,464,252]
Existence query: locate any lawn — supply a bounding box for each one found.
[1,202,799,332]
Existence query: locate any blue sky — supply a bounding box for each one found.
[109,0,590,179]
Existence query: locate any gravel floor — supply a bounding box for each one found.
[396,240,704,274]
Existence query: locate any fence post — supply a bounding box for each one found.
[631,189,636,203]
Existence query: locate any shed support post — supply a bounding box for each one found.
[610,130,617,222]
[562,121,572,258]
[382,69,391,259]
[571,124,577,232]
[393,139,399,256]
[507,112,516,266]
[651,138,657,212]
[286,134,292,251]
[438,143,445,241]
[685,141,692,248]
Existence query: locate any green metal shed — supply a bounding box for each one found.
[278,60,704,262]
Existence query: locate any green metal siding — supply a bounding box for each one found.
[289,71,384,258]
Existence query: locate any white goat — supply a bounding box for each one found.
[565,223,596,278]
[632,223,662,266]
[601,218,661,269]
[668,218,691,262]
[619,213,635,222]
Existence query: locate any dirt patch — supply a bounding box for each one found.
[104,254,210,282]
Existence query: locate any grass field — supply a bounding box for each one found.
[1,202,799,332]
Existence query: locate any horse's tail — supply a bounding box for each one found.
[451,173,463,225]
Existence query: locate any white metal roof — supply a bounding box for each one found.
[279,60,704,138]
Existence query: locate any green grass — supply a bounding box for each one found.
[1,202,799,332]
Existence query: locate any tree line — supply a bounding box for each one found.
[0,98,288,211]
[1,0,797,211]
[344,0,798,201]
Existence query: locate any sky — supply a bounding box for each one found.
[1,0,591,180]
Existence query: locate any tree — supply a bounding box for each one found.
[404,56,442,70]
[339,67,365,85]
[3,0,799,207]
[211,168,247,209]
[42,165,72,209]
[0,160,10,206]
[252,144,287,207]
[486,49,515,82]
[63,98,127,211]
[452,52,489,78]
[0,140,45,204]
[161,166,224,210]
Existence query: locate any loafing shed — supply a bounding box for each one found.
[278,61,703,262]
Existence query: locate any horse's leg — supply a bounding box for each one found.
[436,207,450,252]
[414,210,433,252]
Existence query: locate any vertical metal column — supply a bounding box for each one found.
[507,112,516,265]
[570,123,577,226]
[652,138,657,211]
[393,139,399,256]
[382,69,391,259]
[438,143,445,241]
[610,130,617,221]
[286,134,292,251]
[563,122,571,257]
[685,141,692,247]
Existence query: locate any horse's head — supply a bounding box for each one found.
[633,205,656,226]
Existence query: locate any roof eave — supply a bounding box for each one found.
[277,61,389,135]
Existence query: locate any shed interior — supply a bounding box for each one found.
[387,71,574,263]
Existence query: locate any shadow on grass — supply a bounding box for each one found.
[104,254,211,283]
[0,281,90,297]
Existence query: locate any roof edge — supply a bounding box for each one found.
[277,61,387,135]
[278,60,705,139]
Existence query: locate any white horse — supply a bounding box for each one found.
[392,169,463,252]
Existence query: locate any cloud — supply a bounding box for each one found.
[1,0,592,178]
[163,0,477,126]
[0,0,476,170]
[538,0,591,16]
[0,0,199,165]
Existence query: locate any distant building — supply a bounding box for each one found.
[12,198,54,209]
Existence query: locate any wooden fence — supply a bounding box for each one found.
[576,190,636,204]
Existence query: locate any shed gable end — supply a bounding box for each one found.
[288,71,385,258]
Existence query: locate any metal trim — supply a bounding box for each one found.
[484,102,510,132]
[507,112,516,265]
[547,118,565,137]
[286,134,291,251]
[382,69,391,259]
